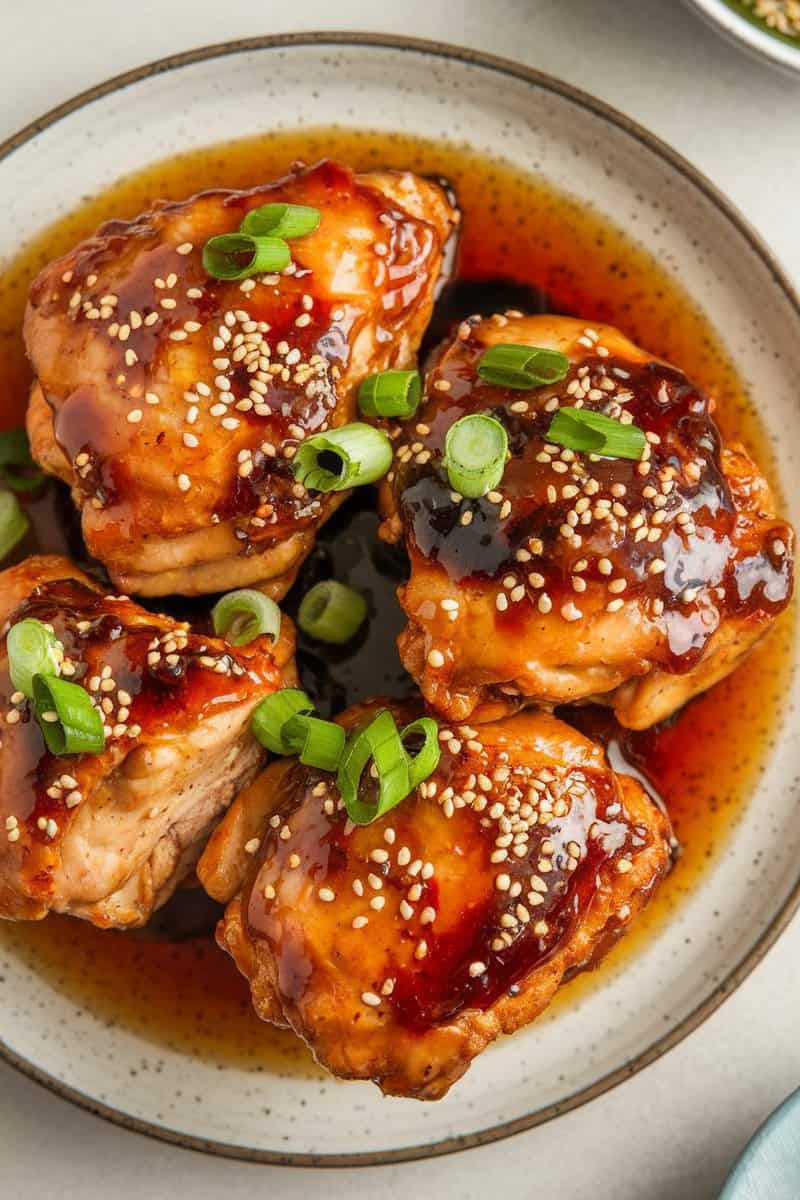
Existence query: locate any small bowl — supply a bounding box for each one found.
[720,1088,800,1199]
[682,0,800,74]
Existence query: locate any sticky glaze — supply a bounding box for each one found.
[0,566,279,919]
[0,127,791,1069]
[392,328,792,673]
[245,723,662,1031]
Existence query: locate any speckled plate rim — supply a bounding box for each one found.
[0,31,798,1169]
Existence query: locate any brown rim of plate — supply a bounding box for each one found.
[0,30,798,1170]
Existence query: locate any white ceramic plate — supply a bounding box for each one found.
[0,35,798,1166]
[682,0,800,74]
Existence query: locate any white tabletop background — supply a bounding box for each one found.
[1,2,798,1197]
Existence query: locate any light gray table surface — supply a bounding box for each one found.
[0,2,798,1197]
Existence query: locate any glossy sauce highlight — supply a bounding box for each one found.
[0,127,792,1070]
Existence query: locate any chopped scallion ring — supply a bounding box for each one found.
[251,690,346,772]
[251,689,314,756]
[0,492,29,561]
[338,710,440,826]
[240,203,321,240]
[32,674,106,756]
[283,713,346,772]
[357,370,421,420]
[212,589,281,646]
[202,233,290,281]
[7,618,63,699]
[292,423,393,492]
[478,343,570,389]
[546,407,646,460]
[297,580,367,644]
[444,412,508,498]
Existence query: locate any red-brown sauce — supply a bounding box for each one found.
[0,128,792,1072]
[395,344,791,673]
[0,576,277,918]
[245,733,657,1031]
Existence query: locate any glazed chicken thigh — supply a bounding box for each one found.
[25,160,457,597]
[0,555,293,927]
[380,314,793,727]
[199,702,671,1098]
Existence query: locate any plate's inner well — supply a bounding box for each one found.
[0,127,791,1073]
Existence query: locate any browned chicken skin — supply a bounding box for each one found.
[199,701,671,1099]
[25,161,458,597]
[0,556,294,927]
[379,314,794,727]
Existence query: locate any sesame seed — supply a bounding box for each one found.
[361,992,381,1007]
[318,887,336,902]
[427,648,445,668]
[244,838,261,854]
[127,409,143,424]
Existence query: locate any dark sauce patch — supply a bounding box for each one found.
[0,128,791,1068]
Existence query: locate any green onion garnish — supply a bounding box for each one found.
[32,674,105,756]
[0,492,29,560]
[0,429,45,494]
[251,689,314,755]
[357,370,421,420]
[240,203,321,240]
[211,589,281,646]
[337,710,440,826]
[547,407,646,460]
[202,233,291,281]
[283,713,346,772]
[7,619,63,699]
[297,581,367,644]
[444,413,508,498]
[478,344,570,390]
[250,688,346,772]
[292,423,393,492]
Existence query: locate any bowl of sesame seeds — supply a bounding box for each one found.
[0,34,798,1166]
[683,0,800,72]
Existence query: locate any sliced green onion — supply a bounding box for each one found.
[32,674,105,756]
[297,581,367,644]
[252,689,314,755]
[0,492,29,560]
[547,407,646,460]
[250,689,346,771]
[212,589,281,646]
[338,710,440,826]
[7,619,63,699]
[444,413,508,498]
[240,203,321,240]
[283,713,346,772]
[357,370,421,420]
[0,430,45,493]
[478,344,570,390]
[401,717,441,789]
[202,233,290,281]
[292,423,393,492]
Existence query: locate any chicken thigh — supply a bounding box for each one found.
[0,555,293,927]
[25,160,458,597]
[199,702,671,1098]
[379,314,793,727]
